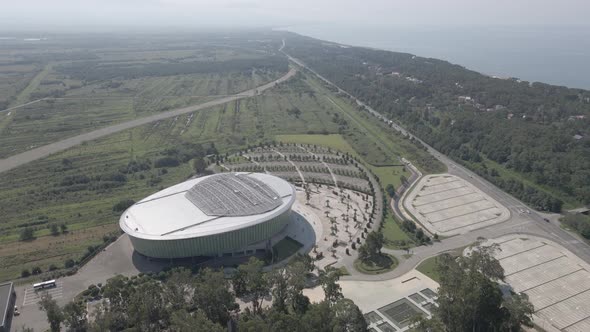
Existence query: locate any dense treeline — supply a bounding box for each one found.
[284,33,590,210]
[38,256,366,332]
[57,56,288,82]
[414,244,534,331]
[561,213,590,238]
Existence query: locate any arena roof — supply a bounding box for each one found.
[120,173,295,241]
[185,173,282,216]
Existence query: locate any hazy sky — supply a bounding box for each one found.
[2,0,589,31]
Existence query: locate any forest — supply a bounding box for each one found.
[283,32,590,211]
[36,256,367,332]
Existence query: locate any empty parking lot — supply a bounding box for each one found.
[487,235,590,332]
[404,174,510,236]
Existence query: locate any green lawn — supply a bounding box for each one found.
[272,236,303,263]
[382,214,413,249]
[370,165,410,190]
[416,256,440,282]
[417,246,468,283]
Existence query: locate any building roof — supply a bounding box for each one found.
[185,173,282,216]
[120,173,295,241]
[0,282,13,329]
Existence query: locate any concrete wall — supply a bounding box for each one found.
[129,210,291,258]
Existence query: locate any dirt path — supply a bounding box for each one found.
[0,68,296,174]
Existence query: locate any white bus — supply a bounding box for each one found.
[33,280,56,290]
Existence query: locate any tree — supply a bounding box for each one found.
[127,281,166,331]
[112,199,135,212]
[269,269,289,313]
[20,227,35,241]
[301,301,334,331]
[60,223,68,234]
[413,243,534,332]
[192,268,237,326]
[31,266,42,275]
[63,301,88,332]
[170,309,225,332]
[39,293,64,332]
[319,268,343,303]
[331,298,367,332]
[233,257,269,314]
[64,259,76,268]
[163,268,192,312]
[193,157,208,174]
[364,231,384,258]
[385,184,396,198]
[50,224,59,236]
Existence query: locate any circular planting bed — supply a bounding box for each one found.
[354,253,398,275]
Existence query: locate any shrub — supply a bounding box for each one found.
[21,269,31,278]
[64,259,76,268]
[154,157,180,168]
[31,266,42,275]
[19,227,35,241]
[49,224,60,236]
[112,199,135,212]
[385,184,396,198]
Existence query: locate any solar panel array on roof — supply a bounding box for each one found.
[185,173,283,216]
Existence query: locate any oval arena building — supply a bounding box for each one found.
[120,172,296,259]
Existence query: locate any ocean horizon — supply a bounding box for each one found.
[285,24,590,90]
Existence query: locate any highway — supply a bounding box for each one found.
[0,68,296,175]
[280,39,590,268]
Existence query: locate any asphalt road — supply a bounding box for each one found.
[0,68,296,175]
[281,40,590,272]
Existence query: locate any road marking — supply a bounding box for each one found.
[22,282,64,307]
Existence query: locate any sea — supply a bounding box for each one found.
[285,24,590,90]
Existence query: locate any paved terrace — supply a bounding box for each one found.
[485,235,590,332]
[404,174,510,237]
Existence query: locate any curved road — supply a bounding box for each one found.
[0,68,296,174]
[280,39,590,281]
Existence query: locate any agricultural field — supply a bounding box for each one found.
[0,34,287,157]
[0,66,431,282]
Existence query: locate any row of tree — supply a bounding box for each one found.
[284,33,590,209]
[38,255,367,332]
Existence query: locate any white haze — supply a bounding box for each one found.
[1,0,589,31]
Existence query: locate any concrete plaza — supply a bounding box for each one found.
[485,235,590,332]
[404,174,510,236]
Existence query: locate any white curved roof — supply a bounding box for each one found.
[120,173,295,241]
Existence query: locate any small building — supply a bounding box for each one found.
[569,207,590,215]
[573,134,583,140]
[0,282,16,332]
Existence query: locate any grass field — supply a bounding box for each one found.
[0,35,286,158]
[0,62,430,281]
[416,246,467,283]
[272,237,303,263]
[416,256,440,282]
[382,214,413,249]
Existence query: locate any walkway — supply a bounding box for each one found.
[0,68,296,174]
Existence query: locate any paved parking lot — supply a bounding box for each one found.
[21,282,63,307]
[486,235,590,332]
[404,174,510,236]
